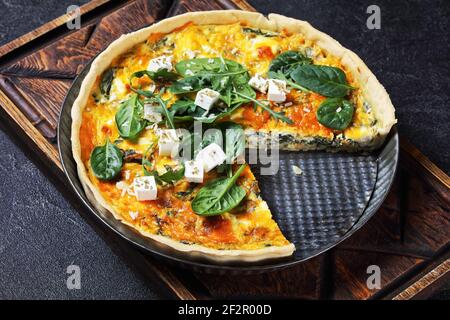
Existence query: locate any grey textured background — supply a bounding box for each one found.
[0,0,448,299]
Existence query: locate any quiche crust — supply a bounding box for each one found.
[71,10,396,262]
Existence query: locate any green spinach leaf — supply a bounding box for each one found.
[169,57,259,124]
[290,65,354,97]
[169,98,243,124]
[268,51,311,76]
[169,76,204,94]
[242,27,278,37]
[100,68,115,97]
[115,94,146,140]
[233,90,293,124]
[130,69,178,83]
[141,142,184,185]
[170,57,251,107]
[268,51,312,92]
[157,164,185,184]
[131,88,154,98]
[155,93,175,129]
[191,164,247,216]
[316,98,355,130]
[90,139,123,180]
[175,58,245,77]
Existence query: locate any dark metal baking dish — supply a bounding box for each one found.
[58,61,398,274]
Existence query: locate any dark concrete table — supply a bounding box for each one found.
[0,0,448,299]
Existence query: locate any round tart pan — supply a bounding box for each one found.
[58,61,399,274]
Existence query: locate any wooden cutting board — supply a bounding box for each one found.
[0,0,448,300]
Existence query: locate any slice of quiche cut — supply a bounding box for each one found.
[88,159,293,261]
[72,11,396,262]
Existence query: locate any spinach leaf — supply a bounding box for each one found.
[169,98,243,124]
[169,76,204,94]
[131,88,154,98]
[233,90,293,124]
[157,164,185,184]
[100,68,115,97]
[141,142,184,185]
[170,57,258,123]
[290,65,354,98]
[170,98,210,122]
[155,93,175,129]
[268,51,312,92]
[175,58,245,77]
[130,69,178,83]
[316,98,355,130]
[170,98,199,116]
[230,84,256,105]
[115,94,146,140]
[242,27,278,37]
[191,164,247,216]
[90,139,123,180]
[193,103,244,123]
[268,51,311,76]
[143,90,175,129]
[170,57,251,106]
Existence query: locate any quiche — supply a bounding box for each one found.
[71,11,396,262]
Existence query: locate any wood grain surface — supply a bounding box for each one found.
[0,0,447,300]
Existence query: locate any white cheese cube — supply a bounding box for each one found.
[267,79,287,102]
[147,55,173,72]
[194,88,220,111]
[158,129,180,157]
[195,143,226,172]
[184,160,204,183]
[248,74,268,93]
[144,103,162,123]
[133,176,157,201]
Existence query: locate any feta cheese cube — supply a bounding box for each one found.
[144,103,162,123]
[267,79,287,102]
[184,160,204,183]
[194,88,220,111]
[248,74,268,93]
[195,143,226,172]
[147,55,173,72]
[133,176,157,201]
[158,129,180,157]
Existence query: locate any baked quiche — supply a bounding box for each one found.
[71,11,396,262]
